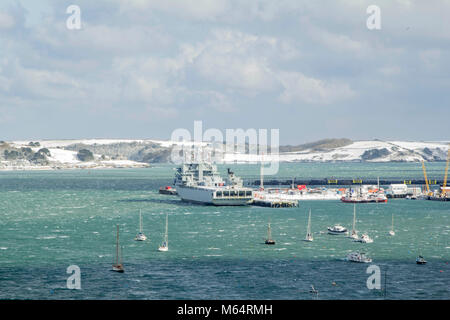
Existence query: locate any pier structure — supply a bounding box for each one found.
[251,199,298,208]
[246,178,445,187]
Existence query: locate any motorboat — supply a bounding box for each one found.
[328,225,347,235]
[416,255,427,265]
[346,251,372,263]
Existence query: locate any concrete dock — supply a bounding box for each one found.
[252,199,298,208]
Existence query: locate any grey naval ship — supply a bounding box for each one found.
[174,162,253,205]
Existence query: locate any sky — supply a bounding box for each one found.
[0,0,449,144]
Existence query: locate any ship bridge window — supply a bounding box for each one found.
[245,191,252,196]
[216,191,222,197]
[238,191,245,197]
[223,191,230,197]
[230,191,237,197]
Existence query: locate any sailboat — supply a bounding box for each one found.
[388,213,395,236]
[351,204,374,243]
[158,213,169,252]
[112,224,124,273]
[134,210,147,241]
[265,219,275,245]
[349,204,358,239]
[303,209,313,242]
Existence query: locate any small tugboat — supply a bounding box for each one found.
[265,220,276,245]
[112,225,124,273]
[328,225,347,235]
[416,255,427,265]
[134,210,147,241]
[346,251,372,263]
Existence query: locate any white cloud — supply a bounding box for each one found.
[378,66,401,76]
[309,28,366,54]
[419,49,441,71]
[182,28,352,104]
[121,0,229,21]
[278,71,355,104]
[1,0,449,140]
[0,11,15,29]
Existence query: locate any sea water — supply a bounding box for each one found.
[0,163,448,299]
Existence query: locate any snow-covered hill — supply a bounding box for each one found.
[0,139,448,170]
[248,140,449,163]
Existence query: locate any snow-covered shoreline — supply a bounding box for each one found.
[0,138,448,171]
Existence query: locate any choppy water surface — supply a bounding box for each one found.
[0,163,448,299]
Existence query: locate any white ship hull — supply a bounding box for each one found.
[177,186,252,206]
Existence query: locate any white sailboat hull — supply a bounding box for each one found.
[135,234,147,241]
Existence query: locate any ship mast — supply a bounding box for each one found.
[260,153,264,190]
[165,214,169,245]
[307,209,311,236]
[116,224,119,265]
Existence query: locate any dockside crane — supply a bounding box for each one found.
[441,145,450,197]
[421,161,433,197]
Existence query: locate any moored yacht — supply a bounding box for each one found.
[134,210,147,241]
[388,213,395,236]
[158,213,169,252]
[303,209,313,242]
[328,225,347,235]
[348,204,359,240]
[346,251,372,263]
[112,225,124,273]
[416,255,427,265]
[354,233,373,243]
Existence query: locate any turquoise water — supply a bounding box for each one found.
[0,163,449,299]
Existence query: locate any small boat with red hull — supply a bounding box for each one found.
[159,186,178,195]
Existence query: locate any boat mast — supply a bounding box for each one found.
[139,210,143,233]
[307,209,311,236]
[165,213,168,245]
[391,213,394,232]
[352,204,356,234]
[267,219,272,240]
[260,153,264,190]
[117,225,119,265]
